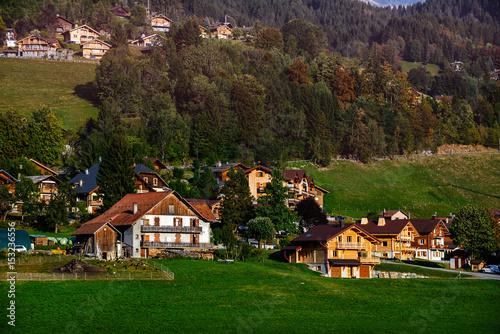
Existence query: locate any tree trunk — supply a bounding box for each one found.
[258,239,262,249]
[55,224,58,234]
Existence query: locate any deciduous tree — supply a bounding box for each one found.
[247,217,275,249]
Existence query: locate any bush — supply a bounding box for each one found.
[279,237,291,249]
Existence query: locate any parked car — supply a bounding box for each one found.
[14,245,27,252]
[480,265,499,274]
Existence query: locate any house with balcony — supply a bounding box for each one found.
[55,15,75,34]
[15,34,61,58]
[134,164,169,193]
[283,170,329,210]
[244,165,273,200]
[130,34,164,47]
[82,39,111,59]
[210,23,233,39]
[408,218,450,261]
[358,216,420,260]
[73,191,214,258]
[283,223,381,278]
[26,175,61,203]
[151,14,172,32]
[62,25,100,44]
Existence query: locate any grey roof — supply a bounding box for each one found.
[0,169,19,182]
[26,175,59,184]
[69,162,100,195]
[134,164,156,173]
[210,163,247,174]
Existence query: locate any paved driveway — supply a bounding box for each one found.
[384,260,500,280]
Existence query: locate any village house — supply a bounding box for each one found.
[130,34,163,47]
[283,223,381,278]
[210,162,249,187]
[379,209,408,220]
[82,39,111,59]
[110,6,130,18]
[409,218,450,261]
[358,216,420,260]
[55,15,75,34]
[26,175,61,203]
[29,159,58,176]
[151,14,172,32]
[283,170,329,210]
[134,164,169,193]
[73,191,214,258]
[244,165,273,200]
[147,158,168,171]
[0,170,18,196]
[210,23,233,39]
[73,221,122,260]
[5,28,17,47]
[63,25,100,44]
[199,25,209,38]
[15,34,61,58]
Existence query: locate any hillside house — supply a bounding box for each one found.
[151,14,172,32]
[82,39,111,59]
[73,192,214,258]
[110,6,130,18]
[358,216,420,260]
[199,25,209,38]
[130,34,163,47]
[63,25,99,44]
[55,15,75,34]
[283,223,381,278]
[409,219,450,261]
[5,28,17,47]
[244,165,273,200]
[15,34,61,58]
[0,170,18,196]
[210,162,249,186]
[283,170,329,210]
[26,175,61,203]
[379,209,408,220]
[29,159,58,176]
[147,158,168,171]
[210,23,233,39]
[134,164,169,193]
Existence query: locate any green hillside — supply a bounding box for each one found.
[288,153,500,219]
[0,58,99,131]
[400,60,441,76]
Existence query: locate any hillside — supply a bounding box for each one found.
[288,152,500,219]
[0,58,99,131]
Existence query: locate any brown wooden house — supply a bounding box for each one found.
[63,25,100,44]
[15,34,61,58]
[151,14,172,32]
[55,15,75,34]
[26,175,61,203]
[110,6,130,18]
[210,23,233,39]
[82,39,111,59]
[409,218,450,261]
[73,222,121,260]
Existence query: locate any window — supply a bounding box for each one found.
[419,239,425,245]
[357,236,361,242]
[256,182,260,187]
[154,217,160,226]
[331,251,337,257]
[169,204,174,213]
[143,219,150,226]
[144,177,148,183]
[258,172,263,177]
[338,236,342,242]
[383,241,388,247]
[153,178,158,186]
[347,236,352,242]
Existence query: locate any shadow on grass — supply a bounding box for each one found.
[447,183,500,199]
[267,250,288,263]
[73,81,100,106]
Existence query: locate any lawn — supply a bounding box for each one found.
[400,60,441,76]
[374,262,472,278]
[0,58,99,131]
[1,256,499,333]
[288,153,500,218]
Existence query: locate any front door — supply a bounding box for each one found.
[154,233,160,242]
[175,233,181,243]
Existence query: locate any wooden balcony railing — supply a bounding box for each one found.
[141,241,213,249]
[336,242,366,250]
[359,257,381,264]
[141,226,202,233]
[398,235,412,241]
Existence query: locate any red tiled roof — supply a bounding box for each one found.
[188,202,217,221]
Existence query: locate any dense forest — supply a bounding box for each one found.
[0,0,500,171]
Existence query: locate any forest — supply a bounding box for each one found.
[0,0,499,171]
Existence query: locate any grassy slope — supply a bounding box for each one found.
[400,60,441,76]
[1,258,499,333]
[374,262,472,278]
[289,153,500,218]
[0,58,99,131]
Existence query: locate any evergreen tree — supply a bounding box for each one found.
[27,106,65,165]
[42,182,74,233]
[220,168,254,229]
[296,197,328,231]
[96,137,137,213]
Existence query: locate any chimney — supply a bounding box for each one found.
[216,161,221,167]
[432,213,437,220]
[383,209,386,217]
[361,217,368,225]
[85,169,89,175]
[377,216,386,226]
[340,221,344,228]
[133,202,138,214]
[79,180,83,187]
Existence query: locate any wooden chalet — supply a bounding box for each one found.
[73,222,121,260]
[82,39,111,59]
[129,34,163,47]
[63,25,100,44]
[199,26,209,38]
[26,175,61,203]
[283,170,329,210]
[110,6,130,18]
[0,170,18,196]
[15,34,61,58]
[283,223,381,278]
[29,159,58,176]
[379,209,408,220]
[150,14,172,32]
[210,23,233,39]
[147,158,168,171]
[210,162,249,186]
[134,164,169,193]
[5,28,17,47]
[244,165,273,200]
[73,192,214,258]
[55,15,75,34]
[409,219,450,261]
[358,216,420,260]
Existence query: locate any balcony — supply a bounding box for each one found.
[398,235,412,241]
[287,184,300,194]
[336,242,366,250]
[359,257,381,264]
[257,187,266,194]
[141,241,213,249]
[141,226,202,233]
[288,198,299,204]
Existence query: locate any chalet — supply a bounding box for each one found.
[380,209,408,220]
[471,259,486,272]
[210,162,249,186]
[5,28,17,47]
[199,25,209,38]
[358,216,420,260]
[134,164,169,193]
[73,222,121,260]
[55,15,75,34]
[15,34,61,58]
[82,39,111,59]
[130,34,163,47]
[29,159,58,176]
[0,170,18,196]
[210,23,233,39]
[2,49,18,57]
[283,170,329,210]
[110,6,130,18]
[148,158,168,171]
[185,198,221,221]
[408,87,423,106]
[283,223,381,278]
[409,219,449,261]
[26,175,61,203]
[73,192,214,258]
[449,249,468,269]
[490,69,500,81]
[150,14,172,32]
[63,25,100,44]
[244,165,273,200]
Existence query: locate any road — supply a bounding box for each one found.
[384,260,500,280]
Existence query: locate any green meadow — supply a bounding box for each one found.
[288,153,500,218]
[400,60,441,76]
[0,58,99,131]
[1,257,499,333]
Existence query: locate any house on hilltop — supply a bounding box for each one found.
[150,14,172,32]
[15,34,61,58]
[63,25,100,44]
[55,15,75,34]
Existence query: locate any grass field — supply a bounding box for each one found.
[400,60,441,76]
[1,256,499,333]
[0,58,99,131]
[288,153,500,218]
[374,262,471,278]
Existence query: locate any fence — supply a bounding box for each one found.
[5,271,168,281]
[140,258,175,280]
[2,55,98,64]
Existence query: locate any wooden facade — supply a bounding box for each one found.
[27,175,61,203]
[130,34,163,47]
[411,219,449,261]
[151,15,172,32]
[55,16,74,34]
[110,6,130,18]
[63,25,99,44]
[82,39,111,59]
[76,222,120,260]
[211,24,233,39]
[245,166,272,200]
[16,35,61,58]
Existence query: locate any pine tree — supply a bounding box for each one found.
[220,168,254,229]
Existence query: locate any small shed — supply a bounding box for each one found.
[0,229,32,250]
[30,235,48,246]
[471,259,486,272]
[72,222,121,260]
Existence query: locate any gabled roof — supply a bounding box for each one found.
[184,199,217,221]
[380,210,408,218]
[26,175,61,185]
[134,164,156,174]
[68,24,100,35]
[314,185,330,194]
[151,14,172,22]
[29,158,58,175]
[0,170,18,184]
[130,34,163,45]
[56,15,75,26]
[16,34,60,46]
[283,170,306,182]
[357,220,419,236]
[244,165,272,174]
[150,158,168,170]
[69,162,100,195]
[292,224,380,244]
[211,162,248,174]
[403,219,448,235]
[72,221,120,236]
[81,38,111,47]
